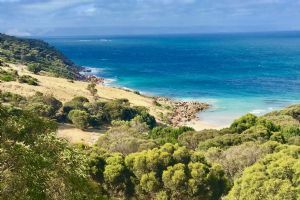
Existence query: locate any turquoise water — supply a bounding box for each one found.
[43,32,300,126]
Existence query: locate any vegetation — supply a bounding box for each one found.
[87,81,98,100]
[0,105,101,199]
[1,36,299,199]
[68,109,89,130]
[226,145,300,200]
[0,33,82,79]
[88,144,228,199]
[96,119,157,155]
[0,68,17,82]
[0,86,299,200]
[149,126,194,144]
[0,67,38,85]
[18,75,39,85]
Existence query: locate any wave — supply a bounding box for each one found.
[99,39,112,42]
[103,78,117,86]
[77,39,112,42]
[250,109,266,115]
[81,66,105,75]
[78,39,92,42]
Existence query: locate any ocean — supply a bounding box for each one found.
[42,32,300,127]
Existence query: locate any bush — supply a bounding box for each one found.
[197,126,272,151]
[134,111,156,129]
[27,64,42,74]
[0,91,27,106]
[150,126,194,144]
[280,125,300,142]
[226,145,300,200]
[87,82,98,98]
[0,104,100,199]
[178,129,222,149]
[26,92,62,118]
[63,96,89,113]
[68,109,89,130]
[123,143,229,199]
[96,119,156,155]
[205,142,277,181]
[230,113,258,133]
[280,104,300,121]
[104,99,135,121]
[0,69,18,82]
[18,75,39,85]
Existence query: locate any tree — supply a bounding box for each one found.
[205,141,279,181]
[87,81,98,100]
[225,145,300,200]
[178,129,221,149]
[96,120,156,155]
[63,96,89,113]
[26,92,62,118]
[0,104,101,199]
[68,109,89,130]
[230,113,258,134]
[123,143,228,199]
[149,126,194,144]
[27,63,42,74]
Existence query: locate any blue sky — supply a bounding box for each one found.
[0,0,300,36]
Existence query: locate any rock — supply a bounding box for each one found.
[155,96,210,126]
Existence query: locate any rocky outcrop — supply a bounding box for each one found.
[155,97,210,126]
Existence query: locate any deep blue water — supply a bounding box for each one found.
[42,32,300,126]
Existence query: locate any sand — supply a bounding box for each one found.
[57,124,106,145]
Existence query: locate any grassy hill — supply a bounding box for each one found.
[0,33,82,79]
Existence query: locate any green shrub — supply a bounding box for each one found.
[178,129,222,149]
[230,113,257,133]
[0,104,100,199]
[63,96,89,113]
[0,91,26,106]
[87,82,98,98]
[0,69,18,82]
[150,126,194,144]
[135,111,156,129]
[68,109,89,130]
[26,92,62,118]
[226,145,300,200]
[96,119,155,155]
[18,75,39,85]
[27,63,42,74]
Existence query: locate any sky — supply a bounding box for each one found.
[0,0,300,36]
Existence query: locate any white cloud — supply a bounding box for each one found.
[75,4,97,16]
[5,28,31,36]
[21,0,93,14]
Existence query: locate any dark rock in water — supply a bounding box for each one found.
[83,69,92,73]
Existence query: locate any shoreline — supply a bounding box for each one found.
[81,67,217,130]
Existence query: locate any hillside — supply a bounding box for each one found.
[0,34,299,200]
[0,33,82,79]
